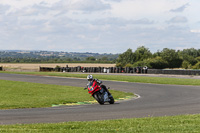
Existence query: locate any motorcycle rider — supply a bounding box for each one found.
[87,75,111,97]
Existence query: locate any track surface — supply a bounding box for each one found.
[0,73,200,125]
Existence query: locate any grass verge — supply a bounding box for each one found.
[1,71,200,86]
[0,80,133,109]
[0,114,200,132]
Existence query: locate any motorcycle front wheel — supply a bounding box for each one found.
[93,92,104,105]
[109,96,115,104]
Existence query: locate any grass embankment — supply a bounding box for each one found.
[1,71,200,86]
[0,80,132,109]
[1,114,200,132]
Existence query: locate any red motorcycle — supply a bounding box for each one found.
[84,81,114,105]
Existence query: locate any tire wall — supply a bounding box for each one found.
[39,66,200,76]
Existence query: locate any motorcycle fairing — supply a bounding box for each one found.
[87,80,101,94]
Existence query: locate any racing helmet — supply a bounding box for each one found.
[87,75,93,81]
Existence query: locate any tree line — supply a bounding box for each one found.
[0,51,118,63]
[0,56,116,63]
[1,47,200,69]
[116,46,200,69]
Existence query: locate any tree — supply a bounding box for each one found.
[193,62,200,69]
[101,56,108,61]
[116,48,135,67]
[86,56,96,61]
[179,48,199,66]
[181,48,199,58]
[160,48,182,68]
[134,46,152,61]
[132,57,168,69]
[182,60,192,69]
[147,57,169,69]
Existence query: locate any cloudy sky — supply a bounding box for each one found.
[0,0,200,53]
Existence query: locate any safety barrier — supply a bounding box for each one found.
[148,69,200,75]
[40,66,200,76]
[39,67,54,72]
[40,66,148,74]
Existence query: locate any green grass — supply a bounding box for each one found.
[0,80,133,109]
[1,114,200,132]
[1,72,200,132]
[1,71,200,86]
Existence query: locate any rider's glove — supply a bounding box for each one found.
[96,79,102,84]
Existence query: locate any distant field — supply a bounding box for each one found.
[0,63,115,71]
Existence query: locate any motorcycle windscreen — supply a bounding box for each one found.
[87,82,94,91]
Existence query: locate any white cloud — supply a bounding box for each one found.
[109,0,189,19]
[167,16,188,23]
[190,30,200,33]
[170,3,189,12]
[0,0,59,14]
[69,0,110,11]
[0,0,200,53]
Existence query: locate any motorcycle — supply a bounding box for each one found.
[84,81,114,105]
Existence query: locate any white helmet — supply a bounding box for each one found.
[87,75,93,81]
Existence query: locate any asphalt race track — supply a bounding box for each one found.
[0,73,200,125]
